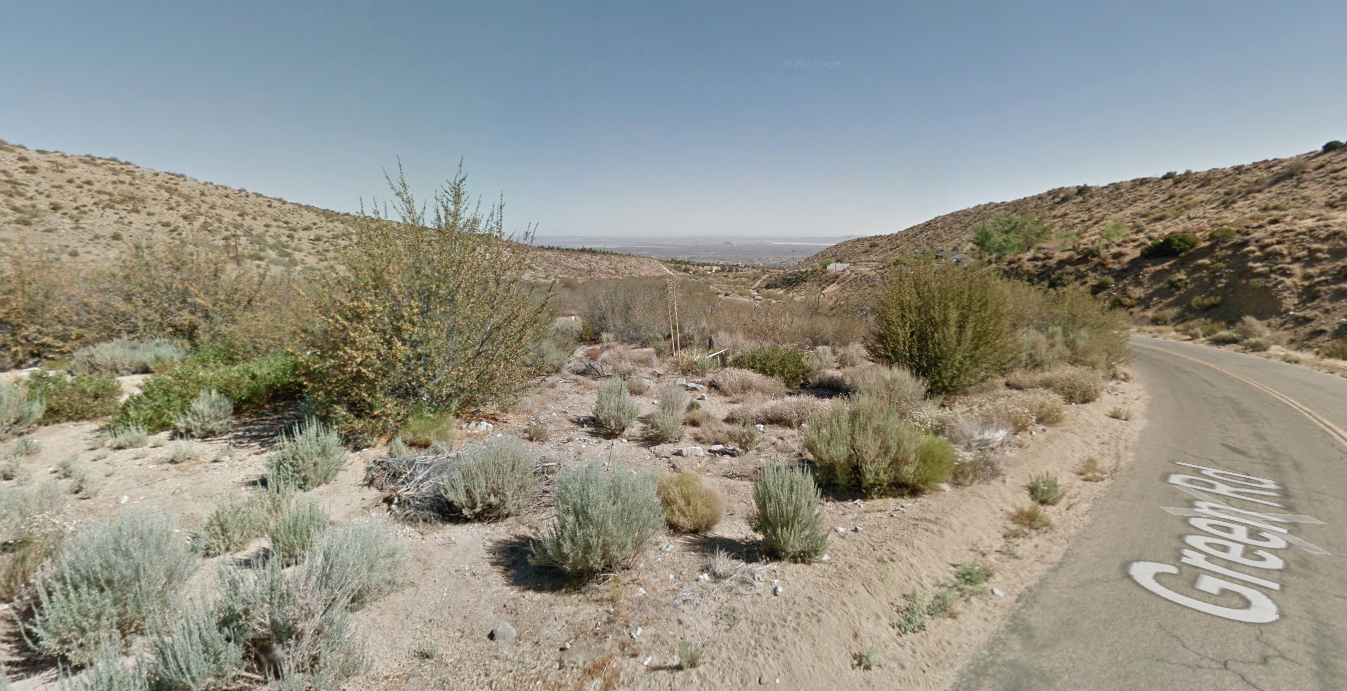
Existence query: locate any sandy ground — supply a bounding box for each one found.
[0,356,1146,691]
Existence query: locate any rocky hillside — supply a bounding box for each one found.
[792,144,1347,347]
[0,139,667,279]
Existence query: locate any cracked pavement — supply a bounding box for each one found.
[951,337,1347,691]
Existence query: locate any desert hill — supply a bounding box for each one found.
[0,139,667,279]
[791,144,1347,346]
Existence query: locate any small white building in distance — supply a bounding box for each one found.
[825,262,850,272]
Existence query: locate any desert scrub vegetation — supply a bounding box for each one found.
[524,419,550,442]
[441,440,539,520]
[710,367,787,398]
[112,348,302,433]
[266,417,348,491]
[731,346,812,387]
[753,463,828,562]
[1026,473,1065,505]
[268,495,330,566]
[172,388,233,438]
[869,262,1017,395]
[1009,504,1052,531]
[27,510,197,665]
[532,462,665,579]
[657,471,726,534]
[805,395,955,496]
[106,423,149,449]
[0,481,66,600]
[22,371,122,423]
[844,364,927,407]
[70,337,186,375]
[1140,231,1201,259]
[197,491,277,557]
[593,377,639,437]
[725,395,829,429]
[298,165,549,445]
[971,212,1051,258]
[1,381,44,437]
[646,383,689,442]
[1005,366,1106,404]
[399,410,457,448]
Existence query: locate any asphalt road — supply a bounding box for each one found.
[952,336,1347,691]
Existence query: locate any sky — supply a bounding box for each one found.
[2,1,1345,238]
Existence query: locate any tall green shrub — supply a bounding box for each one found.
[731,346,811,387]
[752,464,828,562]
[298,164,550,444]
[867,262,1017,394]
[23,371,120,424]
[531,462,665,579]
[805,396,954,495]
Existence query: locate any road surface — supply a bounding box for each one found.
[952,336,1347,691]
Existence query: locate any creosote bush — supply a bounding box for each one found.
[805,396,955,496]
[442,440,539,520]
[173,388,234,438]
[868,262,1017,395]
[531,462,665,579]
[299,165,550,445]
[28,510,197,665]
[71,338,186,376]
[267,418,348,491]
[657,472,726,534]
[593,378,639,438]
[752,463,828,562]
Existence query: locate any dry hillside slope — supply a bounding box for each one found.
[797,145,1347,347]
[0,138,667,279]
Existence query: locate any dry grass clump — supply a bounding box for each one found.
[531,462,665,579]
[626,376,651,395]
[922,388,1066,433]
[725,395,828,428]
[27,509,197,665]
[694,420,761,450]
[669,347,719,376]
[1107,407,1133,421]
[657,472,726,533]
[1009,504,1052,531]
[524,419,550,442]
[1006,366,1106,404]
[593,378,639,438]
[711,367,787,399]
[441,440,539,520]
[70,337,186,375]
[805,395,955,496]
[597,346,658,377]
[173,388,233,438]
[266,418,348,491]
[683,407,715,427]
[752,463,827,562]
[834,342,869,368]
[1075,456,1110,482]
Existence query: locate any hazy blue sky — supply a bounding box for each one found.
[2,1,1344,237]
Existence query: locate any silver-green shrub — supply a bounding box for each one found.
[59,643,149,691]
[148,597,243,691]
[197,492,273,557]
[71,338,187,376]
[844,364,927,407]
[441,441,539,520]
[805,395,955,496]
[531,462,665,578]
[305,519,407,609]
[173,389,233,439]
[266,418,348,491]
[29,510,197,665]
[107,424,149,450]
[647,384,687,442]
[268,497,329,566]
[592,379,638,438]
[0,381,45,437]
[752,463,827,562]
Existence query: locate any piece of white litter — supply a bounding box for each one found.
[632,627,642,638]
[821,554,830,561]
[643,656,652,666]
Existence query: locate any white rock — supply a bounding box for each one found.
[992,588,1005,597]
[835,526,846,533]
[853,526,862,532]
[698,573,710,582]
[820,554,830,561]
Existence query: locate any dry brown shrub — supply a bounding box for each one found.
[725,396,828,428]
[711,367,787,399]
[1006,366,1106,404]
[657,472,726,533]
[683,408,715,427]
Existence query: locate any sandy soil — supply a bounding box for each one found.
[0,357,1146,691]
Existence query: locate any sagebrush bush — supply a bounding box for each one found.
[112,352,302,433]
[29,510,197,665]
[173,388,233,438]
[1027,473,1064,506]
[845,364,927,407]
[647,410,685,443]
[752,464,827,562]
[61,643,150,690]
[305,519,408,609]
[299,166,549,445]
[593,378,639,438]
[22,372,121,424]
[834,343,868,368]
[442,441,539,520]
[1006,366,1105,404]
[71,338,187,375]
[106,423,149,450]
[711,368,787,398]
[149,596,243,691]
[731,346,811,387]
[0,482,66,601]
[657,472,726,533]
[269,496,330,566]
[805,396,955,496]
[869,262,1017,395]
[197,492,274,557]
[531,462,665,578]
[267,418,348,491]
